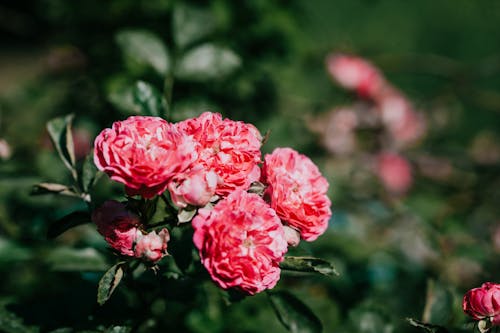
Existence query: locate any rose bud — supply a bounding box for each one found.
[134,229,170,263]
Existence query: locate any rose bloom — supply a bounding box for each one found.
[192,190,287,295]
[378,93,426,146]
[176,112,262,196]
[463,282,500,326]
[376,152,413,195]
[326,53,385,99]
[263,148,332,242]
[94,116,197,199]
[168,166,219,208]
[134,228,170,263]
[92,200,141,256]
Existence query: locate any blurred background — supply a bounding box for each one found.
[0,0,499,332]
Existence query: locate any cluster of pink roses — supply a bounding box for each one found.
[463,282,500,331]
[310,53,426,195]
[92,112,332,294]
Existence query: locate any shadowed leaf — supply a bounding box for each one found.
[268,291,323,333]
[47,211,91,239]
[280,256,339,276]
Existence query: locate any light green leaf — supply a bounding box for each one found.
[132,81,167,117]
[268,291,323,333]
[97,262,126,306]
[31,183,79,198]
[46,247,107,272]
[116,29,170,76]
[106,79,166,117]
[173,3,216,49]
[280,256,339,276]
[177,207,197,223]
[175,44,241,81]
[46,114,76,173]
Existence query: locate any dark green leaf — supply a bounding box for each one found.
[406,318,450,333]
[132,81,166,117]
[47,211,91,239]
[0,302,39,333]
[46,114,76,173]
[31,183,79,197]
[81,152,98,193]
[422,280,454,326]
[97,262,126,306]
[268,291,323,333]
[280,256,339,276]
[46,247,107,272]
[0,237,32,265]
[104,326,132,333]
[175,44,241,81]
[173,3,216,49]
[115,30,170,76]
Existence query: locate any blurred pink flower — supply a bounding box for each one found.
[263,148,332,241]
[176,112,262,196]
[192,190,287,295]
[323,107,358,155]
[376,152,413,194]
[0,139,12,160]
[463,282,500,326]
[92,200,141,256]
[168,167,219,208]
[378,93,426,146]
[72,127,92,160]
[94,116,197,199]
[326,53,385,98]
[134,228,170,263]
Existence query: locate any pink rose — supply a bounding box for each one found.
[376,152,413,194]
[176,112,262,196]
[192,190,287,295]
[134,228,170,263]
[94,116,197,199]
[92,200,141,256]
[463,282,500,326]
[326,53,385,98]
[378,93,426,146]
[263,148,332,242]
[168,167,219,208]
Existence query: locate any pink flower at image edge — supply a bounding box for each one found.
[263,147,332,242]
[463,282,500,326]
[192,190,287,295]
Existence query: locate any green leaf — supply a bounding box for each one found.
[406,318,450,333]
[422,280,454,326]
[106,79,166,117]
[175,44,241,81]
[115,29,170,76]
[268,291,323,333]
[177,207,197,224]
[46,247,107,271]
[0,237,32,265]
[0,302,39,333]
[31,183,79,198]
[173,3,216,49]
[81,152,99,193]
[97,262,126,306]
[46,114,76,173]
[47,211,91,239]
[104,326,132,333]
[280,256,339,276]
[132,81,167,117]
